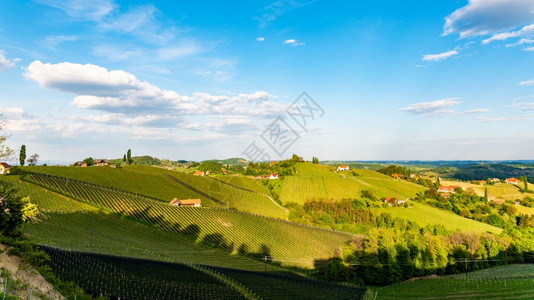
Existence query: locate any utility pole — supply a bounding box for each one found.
[263,256,267,275]
[465,258,468,280]
[3,277,7,300]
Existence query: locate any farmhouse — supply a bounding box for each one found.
[391,173,405,179]
[337,165,349,171]
[0,163,11,174]
[269,161,277,166]
[268,173,279,180]
[193,171,205,176]
[505,178,519,185]
[438,185,460,194]
[94,159,109,166]
[170,198,202,207]
[491,178,500,183]
[75,161,87,167]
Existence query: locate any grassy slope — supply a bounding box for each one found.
[281,163,425,204]
[377,202,502,234]
[23,165,287,218]
[215,175,269,195]
[374,264,534,299]
[23,173,353,268]
[23,165,209,203]
[441,179,534,200]
[4,175,365,299]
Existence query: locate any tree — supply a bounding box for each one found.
[312,156,319,164]
[436,177,441,189]
[127,149,132,164]
[83,157,94,166]
[26,153,39,166]
[484,188,488,201]
[19,145,26,166]
[0,115,14,160]
[0,181,39,237]
[123,154,126,162]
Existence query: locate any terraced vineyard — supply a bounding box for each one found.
[23,165,286,218]
[280,175,425,204]
[377,202,502,234]
[373,264,534,299]
[24,173,355,268]
[6,174,367,299]
[42,247,248,300]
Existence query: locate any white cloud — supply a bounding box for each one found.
[35,0,115,20]
[283,39,304,46]
[399,98,461,116]
[524,46,534,51]
[505,38,534,47]
[256,0,316,28]
[422,50,459,62]
[24,60,285,118]
[443,0,534,38]
[0,50,16,71]
[457,108,489,115]
[482,24,534,44]
[99,5,177,45]
[519,78,534,86]
[42,35,78,49]
[256,37,265,42]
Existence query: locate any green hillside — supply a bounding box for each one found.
[372,264,534,299]
[23,173,354,269]
[2,175,366,299]
[280,164,425,204]
[22,165,287,218]
[377,202,502,234]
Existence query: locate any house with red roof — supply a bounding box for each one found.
[337,165,349,171]
[505,178,519,185]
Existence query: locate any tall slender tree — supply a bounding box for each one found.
[19,145,26,166]
[127,149,132,164]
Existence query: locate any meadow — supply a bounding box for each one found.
[2,175,366,299]
[23,173,354,269]
[371,264,534,299]
[377,202,502,234]
[23,165,287,218]
[280,164,425,204]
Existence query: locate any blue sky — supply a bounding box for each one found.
[1,0,534,162]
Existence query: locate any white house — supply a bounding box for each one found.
[0,163,11,175]
[337,165,349,171]
[268,173,279,180]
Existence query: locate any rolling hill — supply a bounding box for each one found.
[280,163,426,204]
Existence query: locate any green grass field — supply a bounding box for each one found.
[377,202,502,234]
[372,264,534,299]
[2,175,366,299]
[22,165,287,218]
[23,173,354,269]
[280,165,425,204]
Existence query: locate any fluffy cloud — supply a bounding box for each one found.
[457,108,489,115]
[283,39,304,46]
[482,24,534,44]
[256,37,265,42]
[505,38,534,47]
[24,60,285,119]
[0,50,16,71]
[519,78,534,86]
[443,0,534,38]
[35,0,114,20]
[422,50,458,62]
[400,98,460,116]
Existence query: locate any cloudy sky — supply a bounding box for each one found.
[1,0,534,162]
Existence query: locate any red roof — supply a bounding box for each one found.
[0,163,10,168]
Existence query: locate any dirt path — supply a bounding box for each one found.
[0,244,64,300]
